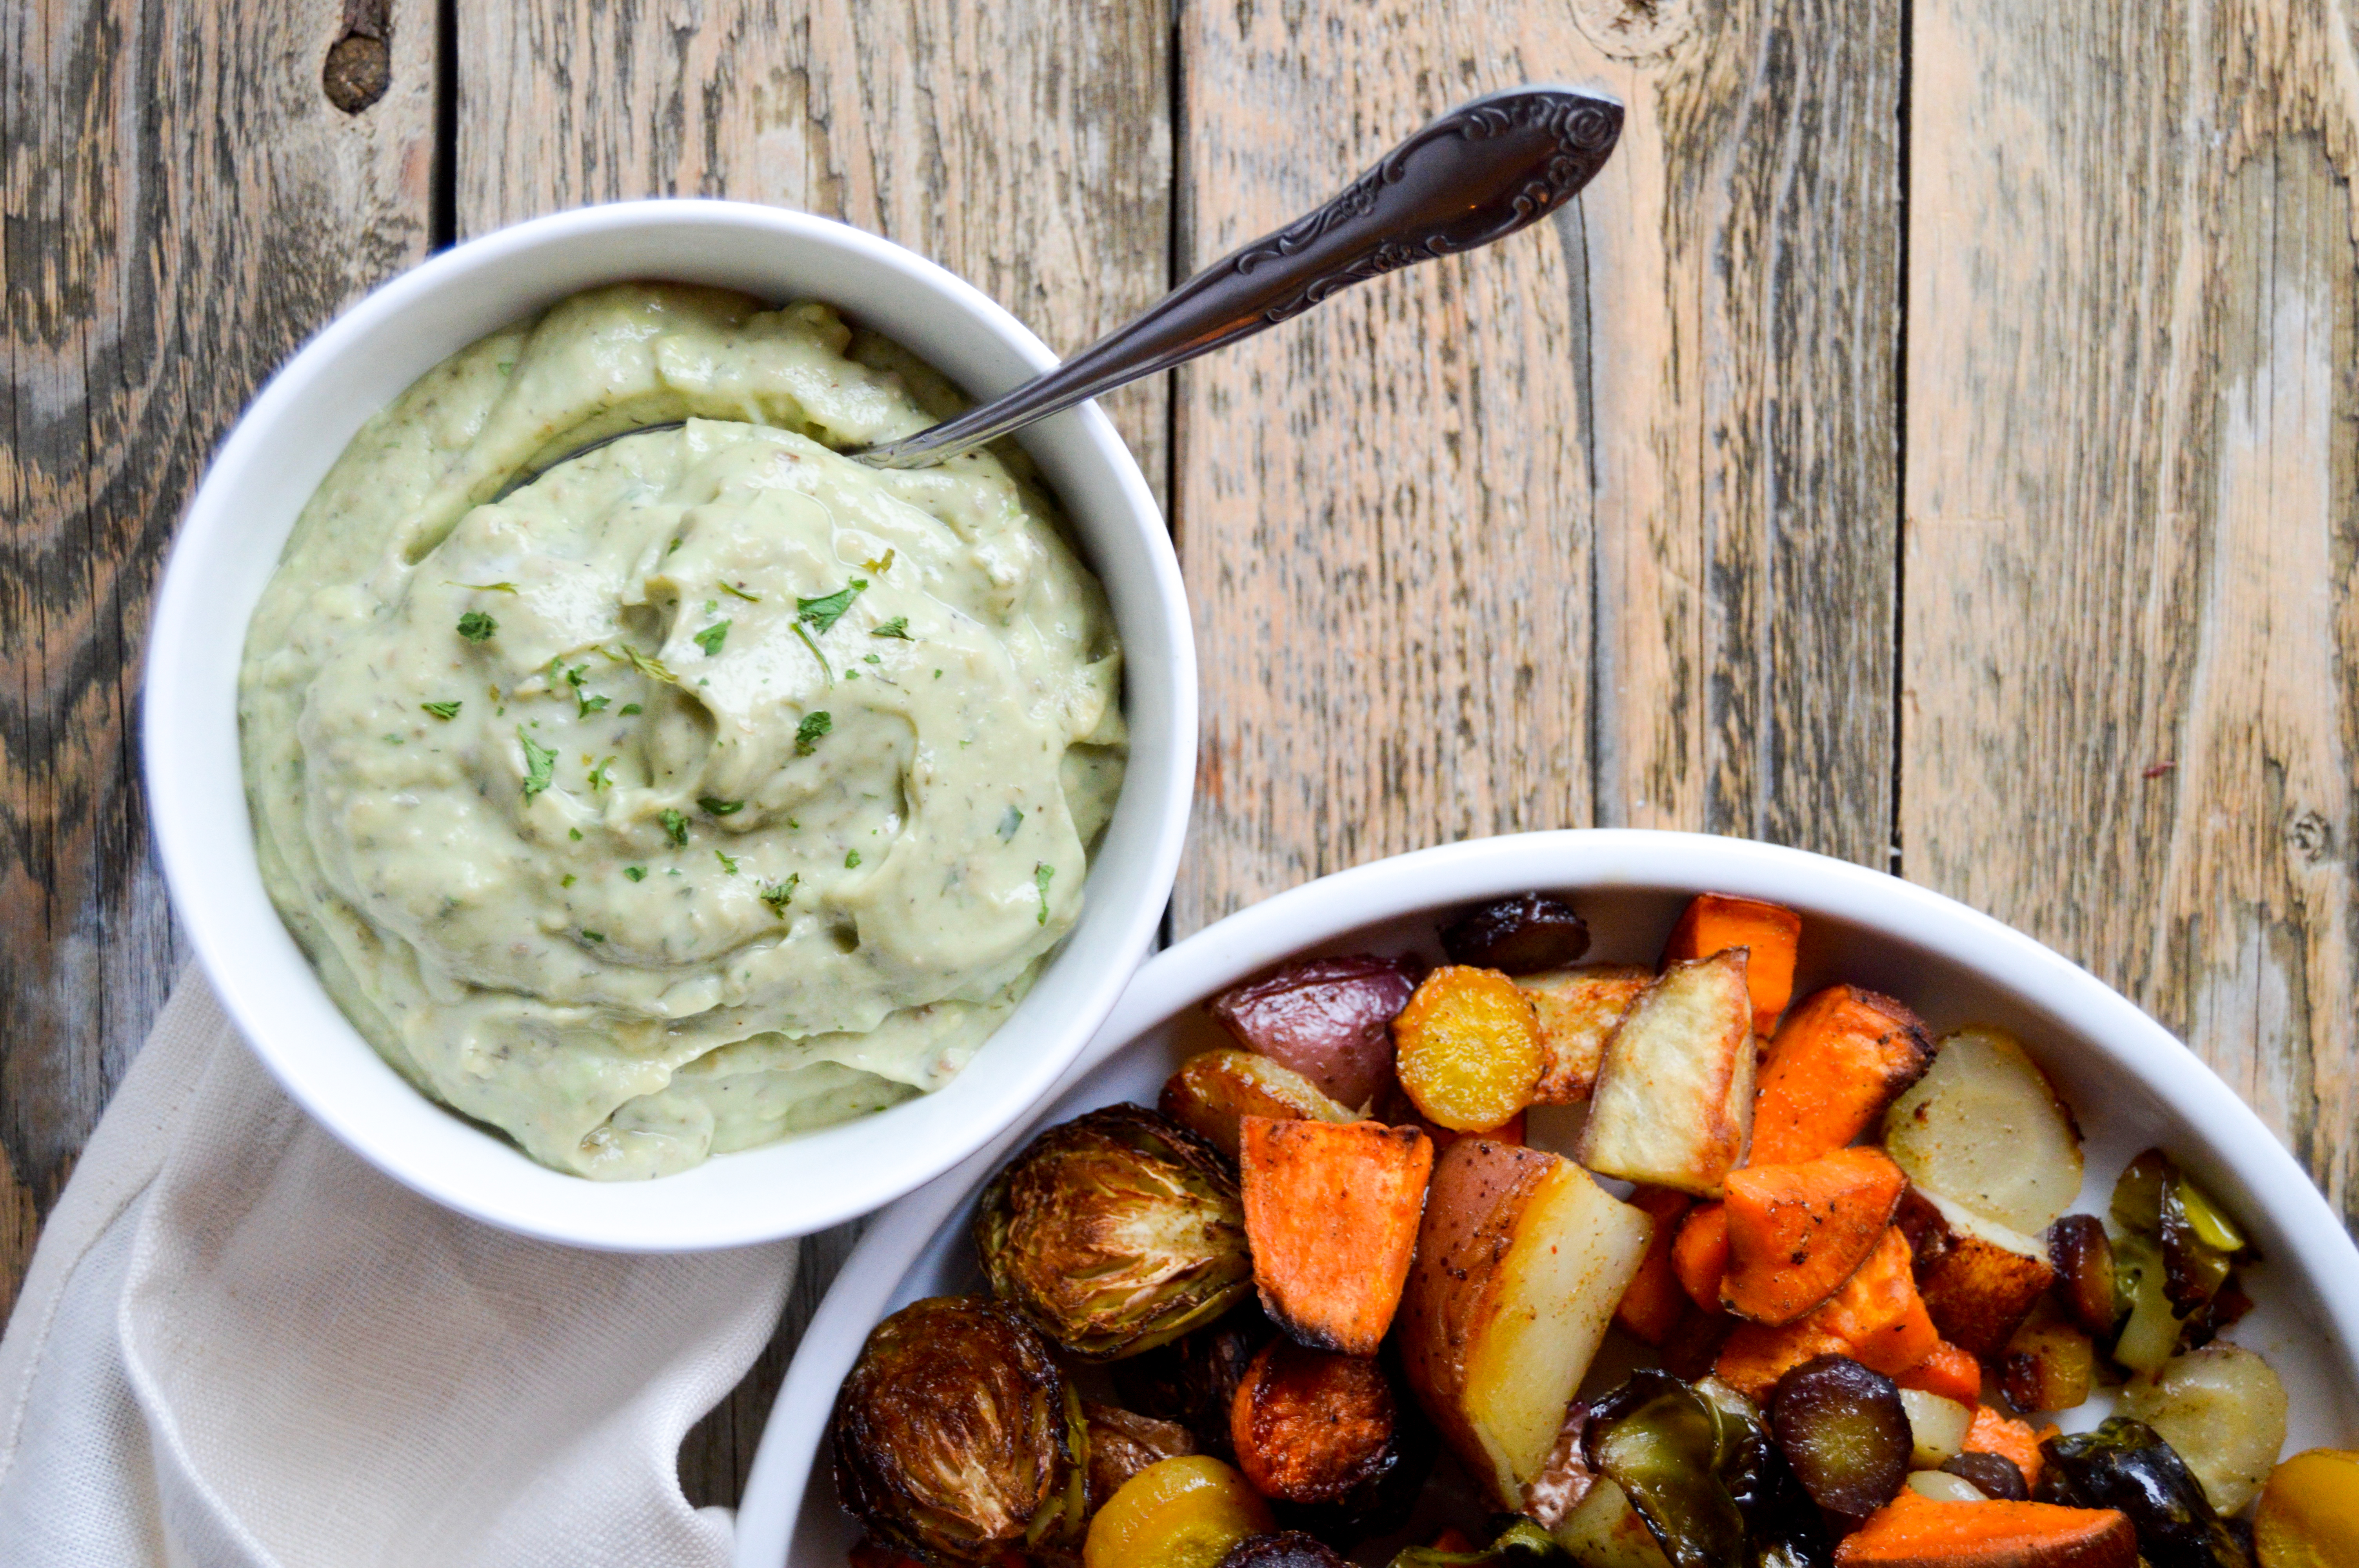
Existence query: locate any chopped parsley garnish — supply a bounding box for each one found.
[619,703,642,716]
[581,930,605,943]
[845,849,862,869]
[698,797,744,816]
[862,653,882,665]
[624,866,647,882]
[580,693,611,718]
[449,581,519,594]
[791,622,834,684]
[518,729,556,798]
[998,805,1024,842]
[714,849,740,874]
[693,619,731,657]
[759,875,799,918]
[720,582,762,603]
[796,579,868,635]
[587,756,615,791]
[568,828,583,841]
[795,711,833,755]
[659,809,689,846]
[422,700,462,720]
[602,643,677,686]
[863,550,895,575]
[871,617,912,640]
[458,611,498,643]
[560,873,575,888]
[1034,862,1054,925]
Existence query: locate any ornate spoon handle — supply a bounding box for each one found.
[851,84,1622,469]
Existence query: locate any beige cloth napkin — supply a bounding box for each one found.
[0,971,797,1567]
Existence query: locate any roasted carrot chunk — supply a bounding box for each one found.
[1393,966,1546,1132]
[1964,1405,2050,1491]
[1660,893,1803,1037]
[1228,1338,1401,1506]
[1615,1186,1695,1346]
[1834,1490,2135,1567]
[1894,1340,1985,1407]
[1239,1116,1433,1355]
[1714,1227,1937,1398]
[1749,985,1936,1166]
[1720,1147,1908,1326]
[1672,1202,1730,1314]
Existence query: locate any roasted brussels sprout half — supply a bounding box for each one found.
[1939,1450,2030,1501]
[1387,1518,1562,1566]
[1439,893,1593,974]
[1113,1306,1274,1455]
[832,1296,1089,1565]
[1585,1371,1747,1568]
[1768,1356,1909,1530]
[2038,1417,2252,1568]
[1695,1379,1829,1568]
[1218,1531,1356,1568]
[977,1105,1252,1361]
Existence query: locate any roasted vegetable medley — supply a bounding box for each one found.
[831,891,2354,1567]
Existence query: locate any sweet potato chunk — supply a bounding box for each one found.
[1614,1186,1694,1346]
[1660,893,1803,1037]
[1672,1202,1730,1313]
[1239,1117,1433,1355]
[1963,1405,2049,1491]
[1393,965,1545,1132]
[1161,1049,1358,1159]
[1577,950,1756,1197]
[1210,954,1420,1111]
[1228,1339,1401,1506]
[1916,1228,2055,1357]
[1716,1228,1937,1399]
[1514,964,1649,1104]
[1721,1147,1909,1325]
[1750,985,1936,1166]
[1834,1491,2135,1567]
[1894,1341,1984,1407]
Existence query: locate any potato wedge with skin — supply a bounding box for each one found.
[1515,964,1649,1104]
[1578,949,1756,1197]
[1239,1117,1432,1356]
[1209,954,1420,1112]
[1885,1027,2083,1240]
[1660,892,1803,1037]
[1398,1139,1653,1508]
[1160,1050,1358,1160]
[1901,1191,2056,1357]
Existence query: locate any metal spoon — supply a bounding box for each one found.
[507,84,1621,489]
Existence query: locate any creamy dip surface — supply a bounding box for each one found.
[240,283,1126,1180]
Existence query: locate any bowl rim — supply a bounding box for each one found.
[729,826,2359,1564]
[140,198,1197,1249]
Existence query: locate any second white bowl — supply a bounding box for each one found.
[141,201,1196,1250]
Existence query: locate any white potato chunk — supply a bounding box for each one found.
[1901,1388,1975,1469]
[1552,1479,1675,1568]
[1577,950,1755,1197]
[1883,1025,2083,1237]
[2119,1344,2288,1515]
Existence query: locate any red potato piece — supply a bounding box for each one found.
[1721,1148,1909,1326]
[1577,950,1756,1197]
[1239,1117,1432,1355]
[1660,893,1803,1037]
[1515,964,1650,1104]
[1209,954,1420,1111]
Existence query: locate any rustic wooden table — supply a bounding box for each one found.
[8,0,2356,1508]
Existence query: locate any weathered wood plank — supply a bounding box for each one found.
[453,0,1172,1504]
[1903,0,2359,1233]
[0,0,437,1320]
[1170,0,1905,934]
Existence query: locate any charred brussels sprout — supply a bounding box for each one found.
[2037,1417,2252,1568]
[1114,1307,1274,1455]
[832,1296,1089,1565]
[1386,1518,1562,1566]
[977,1105,1253,1361]
[1585,1371,1747,1568]
[1696,1379,1830,1568]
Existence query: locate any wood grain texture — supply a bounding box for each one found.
[1170,0,1905,935]
[456,0,1174,496]
[1903,0,2359,1235]
[453,0,1171,1503]
[0,0,436,1319]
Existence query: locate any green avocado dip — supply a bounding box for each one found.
[238,283,1126,1179]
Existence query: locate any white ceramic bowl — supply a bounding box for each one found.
[142,201,1196,1250]
[735,829,2359,1566]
